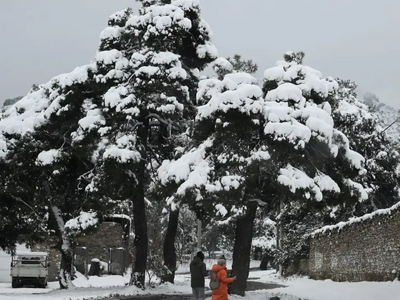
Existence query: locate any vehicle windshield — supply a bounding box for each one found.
[21,260,41,264]
[16,256,46,264]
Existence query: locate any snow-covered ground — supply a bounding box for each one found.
[250,271,400,300]
[1,265,399,300]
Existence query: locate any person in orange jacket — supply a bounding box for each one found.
[211,258,236,300]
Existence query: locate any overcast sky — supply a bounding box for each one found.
[0,0,399,109]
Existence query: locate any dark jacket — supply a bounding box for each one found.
[190,256,207,287]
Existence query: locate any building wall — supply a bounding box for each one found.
[298,206,400,281]
[32,220,129,281]
[75,221,128,262]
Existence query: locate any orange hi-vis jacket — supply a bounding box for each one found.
[211,264,234,300]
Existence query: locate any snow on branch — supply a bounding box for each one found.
[278,164,323,201]
[264,119,311,150]
[0,134,7,159]
[158,138,214,195]
[103,134,142,163]
[343,178,369,202]
[263,55,367,176]
[314,173,340,193]
[197,73,263,120]
[64,211,99,236]
[36,149,62,166]
[278,165,342,201]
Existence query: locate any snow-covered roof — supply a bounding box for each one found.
[107,214,131,221]
[16,251,48,256]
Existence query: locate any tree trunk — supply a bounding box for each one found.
[253,246,261,260]
[130,119,149,288]
[50,205,74,289]
[130,184,148,288]
[197,219,202,249]
[230,202,258,296]
[277,200,283,275]
[260,251,270,270]
[162,208,179,283]
[59,246,74,289]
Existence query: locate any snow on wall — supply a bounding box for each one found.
[311,201,400,237]
[295,201,400,282]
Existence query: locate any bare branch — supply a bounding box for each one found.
[147,144,162,166]
[145,113,170,127]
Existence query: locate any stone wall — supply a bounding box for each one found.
[75,221,129,262]
[298,204,400,281]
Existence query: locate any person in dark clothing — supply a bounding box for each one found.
[190,251,208,300]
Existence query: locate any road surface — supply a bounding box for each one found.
[115,280,286,299]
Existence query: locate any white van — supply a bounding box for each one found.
[10,252,49,288]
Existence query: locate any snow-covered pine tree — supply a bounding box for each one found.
[363,92,400,142]
[276,78,400,271]
[0,140,44,252]
[159,51,368,294]
[211,54,261,257]
[83,0,217,286]
[262,52,370,272]
[159,70,269,296]
[213,54,258,80]
[332,79,400,214]
[0,61,117,288]
[0,0,216,288]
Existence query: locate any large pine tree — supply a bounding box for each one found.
[159,51,369,295]
[0,61,114,288]
[0,60,106,290]
[275,73,400,272]
[80,0,217,287]
[1,0,217,289]
[159,67,274,295]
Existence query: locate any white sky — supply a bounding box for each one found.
[0,0,399,109]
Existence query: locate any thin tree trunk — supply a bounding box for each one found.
[230,202,258,296]
[196,219,202,250]
[162,208,179,283]
[130,183,148,288]
[130,118,149,288]
[59,246,74,289]
[50,206,74,289]
[42,182,74,289]
[277,200,283,275]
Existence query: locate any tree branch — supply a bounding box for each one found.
[145,113,170,127]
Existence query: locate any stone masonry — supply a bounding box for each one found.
[75,221,128,262]
[297,203,400,281]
